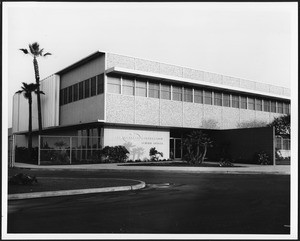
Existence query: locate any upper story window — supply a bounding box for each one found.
[214,92,222,106]
[60,90,64,106]
[68,86,73,103]
[107,75,121,94]
[241,96,247,109]
[84,79,90,98]
[248,97,255,110]
[283,103,290,114]
[277,102,283,114]
[73,83,78,102]
[255,99,262,111]
[223,93,230,107]
[136,79,147,97]
[148,82,159,98]
[194,89,203,104]
[172,85,182,101]
[122,76,134,96]
[204,90,212,105]
[184,87,193,102]
[232,95,239,108]
[79,81,84,100]
[161,83,171,100]
[90,77,97,97]
[97,74,104,94]
[271,101,276,113]
[263,99,270,112]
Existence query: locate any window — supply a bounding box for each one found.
[248,97,255,110]
[97,74,104,94]
[60,89,64,105]
[241,96,247,109]
[107,75,121,94]
[79,81,84,100]
[277,102,283,114]
[63,88,68,104]
[136,79,147,97]
[90,77,96,96]
[255,99,262,111]
[149,82,159,98]
[283,103,290,114]
[283,139,290,150]
[271,101,276,113]
[204,90,212,105]
[276,136,282,149]
[184,87,193,102]
[84,79,90,98]
[232,95,239,108]
[194,89,203,103]
[263,99,270,112]
[214,92,222,106]
[73,83,78,102]
[161,84,171,100]
[223,93,230,107]
[68,86,73,103]
[122,76,134,95]
[172,85,182,101]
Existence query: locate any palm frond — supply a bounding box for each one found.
[19,48,29,54]
[39,48,44,56]
[43,52,52,56]
[15,90,23,94]
[29,42,40,55]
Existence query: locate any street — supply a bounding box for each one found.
[8,170,290,234]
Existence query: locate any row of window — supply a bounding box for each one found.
[276,136,290,150]
[60,74,104,105]
[107,75,290,114]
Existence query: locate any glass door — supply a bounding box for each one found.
[170,138,182,160]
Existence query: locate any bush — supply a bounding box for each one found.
[101,145,129,163]
[15,146,38,164]
[149,147,163,161]
[135,159,142,162]
[142,157,150,162]
[255,151,270,165]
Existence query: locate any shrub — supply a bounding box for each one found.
[15,146,38,164]
[135,159,142,162]
[255,151,270,165]
[101,145,129,163]
[149,147,163,161]
[142,157,150,162]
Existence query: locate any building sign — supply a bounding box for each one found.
[103,127,170,161]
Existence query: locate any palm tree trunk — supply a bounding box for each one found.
[33,57,43,135]
[28,96,33,161]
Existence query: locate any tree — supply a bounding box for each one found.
[20,42,51,135]
[267,114,290,137]
[149,147,163,161]
[182,130,213,165]
[16,82,45,159]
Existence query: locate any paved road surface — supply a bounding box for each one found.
[8,170,290,234]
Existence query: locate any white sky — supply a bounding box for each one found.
[3,2,297,127]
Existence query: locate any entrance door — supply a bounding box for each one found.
[170,138,182,160]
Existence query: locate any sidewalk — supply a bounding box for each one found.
[13,161,291,175]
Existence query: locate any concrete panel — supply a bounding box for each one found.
[240,79,256,90]
[221,107,240,129]
[269,85,284,95]
[60,94,105,126]
[283,88,290,96]
[183,102,203,128]
[60,54,105,88]
[255,82,270,93]
[159,63,183,78]
[239,109,256,128]
[105,94,135,124]
[222,76,240,87]
[255,111,271,125]
[204,72,223,85]
[202,105,222,129]
[103,126,170,160]
[135,97,160,126]
[182,67,204,81]
[106,53,135,70]
[135,58,160,74]
[160,99,183,127]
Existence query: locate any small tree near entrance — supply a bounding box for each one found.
[182,130,213,166]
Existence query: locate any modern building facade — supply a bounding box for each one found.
[12,51,291,163]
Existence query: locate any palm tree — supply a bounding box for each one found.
[16,82,45,160]
[19,42,51,136]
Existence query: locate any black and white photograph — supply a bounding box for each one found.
[2,2,298,239]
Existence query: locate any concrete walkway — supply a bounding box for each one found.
[13,161,290,175]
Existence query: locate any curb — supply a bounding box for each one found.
[8,180,146,200]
